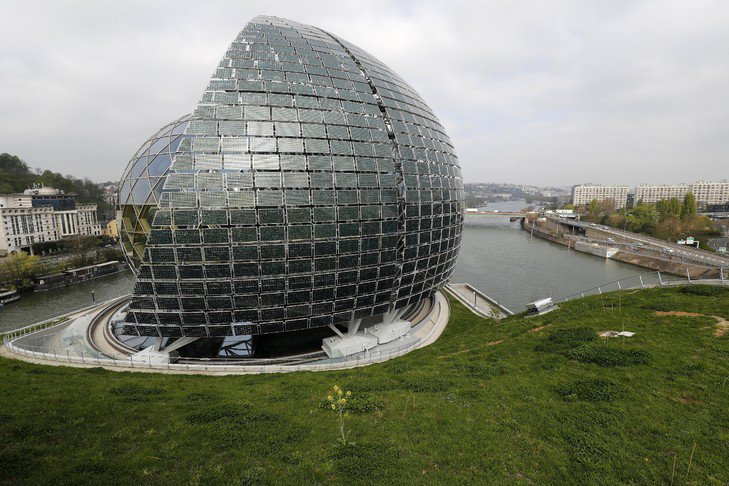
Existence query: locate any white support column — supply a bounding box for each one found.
[135,337,199,364]
[328,324,345,338]
[347,318,362,335]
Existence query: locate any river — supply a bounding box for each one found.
[0,200,657,330]
[0,271,136,332]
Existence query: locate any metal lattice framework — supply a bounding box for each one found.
[118,16,463,338]
[118,114,191,268]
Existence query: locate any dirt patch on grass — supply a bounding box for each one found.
[527,325,549,333]
[673,396,704,405]
[714,317,729,337]
[437,340,504,359]
[653,311,703,317]
[653,311,729,337]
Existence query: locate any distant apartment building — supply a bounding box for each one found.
[0,187,101,255]
[633,181,729,209]
[634,184,690,204]
[690,180,729,209]
[571,184,629,209]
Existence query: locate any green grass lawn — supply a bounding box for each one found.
[1,286,728,485]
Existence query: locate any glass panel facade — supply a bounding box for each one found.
[118,16,463,338]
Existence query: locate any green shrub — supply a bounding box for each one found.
[186,402,251,424]
[558,379,626,402]
[451,361,504,379]
[641,301,681,312]
[346,379,391,393]
[385,360,413,374]
[0,446,40,481]
[680,285,729,297]
[535,327,596,353]
[238,466,270,485]
[185,391,221,402]
[562,428,608,468]
[673,361,706,376]
[328,442,399,481]
[398,376,453,392]
[109,383,163,401]
[568,345,651,367]
[318,394,384,413]
[348,395,384,413]
[205,417,305,452]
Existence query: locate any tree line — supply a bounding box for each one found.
[0,153,114,219]
[578,193,721,248]
[0,236,124,290]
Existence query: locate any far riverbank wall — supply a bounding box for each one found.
[521,219,720,279]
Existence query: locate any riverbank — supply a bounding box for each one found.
[0,270,135,332]
[1,285,727,484]
[522,219,722,279]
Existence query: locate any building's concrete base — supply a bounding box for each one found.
[2,290,453,373]
[133,336,199,364]
[366,320,411,344]
[322,333,378,358]
[135,346,174,365]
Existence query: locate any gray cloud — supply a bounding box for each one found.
[1,0,727,186]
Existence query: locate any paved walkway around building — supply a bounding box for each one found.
[445,283,513,320]
[1,291,452,375]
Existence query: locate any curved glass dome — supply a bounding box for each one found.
[117,114,191,268]
[118,16,464,338]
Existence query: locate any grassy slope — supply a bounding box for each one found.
[1,286,727,485]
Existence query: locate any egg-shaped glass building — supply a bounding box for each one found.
[117,16,463,347]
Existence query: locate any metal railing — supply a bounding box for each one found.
[2,291,450,374]
[572,235,729,268]
[556,270,727,303]
[2,335,422,374]
[0,295,130,341]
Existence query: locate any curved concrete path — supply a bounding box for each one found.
[2,291,451,375]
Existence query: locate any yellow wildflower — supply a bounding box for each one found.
[346,391,352,397]
[331,404,336,410]
[327,395,333,401]
[337,389,343,396]
[339,398,346,405]
[333,385,340,391]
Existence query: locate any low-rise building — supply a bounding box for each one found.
[102,219,119,240]
[0,187,101,255]
[572,184,629,209]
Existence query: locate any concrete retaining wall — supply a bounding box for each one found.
[575,240,619,258]
[524,220,719,278]
[610,251,719,279]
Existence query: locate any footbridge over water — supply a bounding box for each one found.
[465,211,535,222]
[466,211,531,217]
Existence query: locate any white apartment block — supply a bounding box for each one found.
[634,184,690,204]
[572,184,629,209]
[690,180,729,208]
[0,188,101,256]
[0,205,59,254]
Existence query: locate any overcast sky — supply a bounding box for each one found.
[1,0,727,186]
